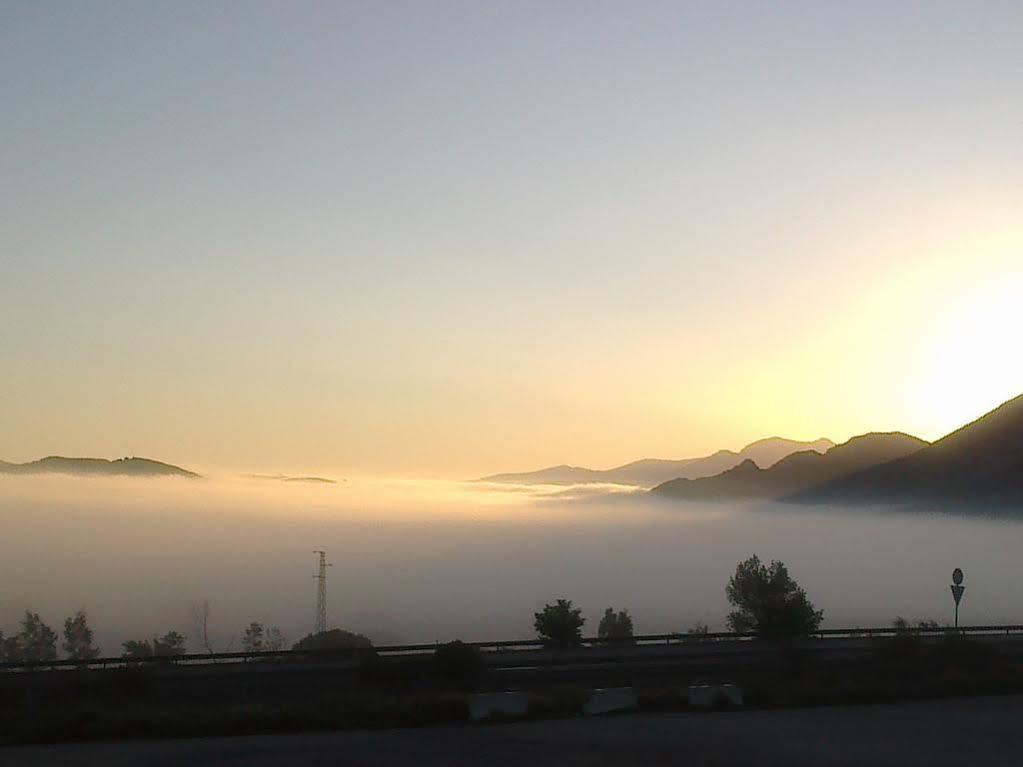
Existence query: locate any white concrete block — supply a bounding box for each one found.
[468,691,530,721]
[688,685,719,709]
[583,687,638,716]
[720,684,744,706]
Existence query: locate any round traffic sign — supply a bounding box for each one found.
[952,567,964,585]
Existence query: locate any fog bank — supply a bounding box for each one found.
[0,474,1018,653]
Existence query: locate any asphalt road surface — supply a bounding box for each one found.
[4,695,1019,767]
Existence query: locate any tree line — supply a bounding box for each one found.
[1,610,100,663]
[0,554,847,662]
[532,554,824,646]
[0,610,296,663]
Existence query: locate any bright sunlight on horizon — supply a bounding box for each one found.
[2,2,1020,478]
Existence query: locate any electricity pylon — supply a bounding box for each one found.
[313,550,332,634]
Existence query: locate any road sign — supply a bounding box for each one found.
[951,568,965,628]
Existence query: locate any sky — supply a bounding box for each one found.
[1,1,1021,477]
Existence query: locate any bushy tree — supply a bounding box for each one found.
[63,610,100,660]
[534,599,585,647]
[10,612,58,662]
[122,639,153,658]
[242,622,265,652]
[726,555,822,639]
[265,626,286,651]
[292,629,372,652]
[153,631,187,656]
[122,631,187,659]
[597,607,635,642]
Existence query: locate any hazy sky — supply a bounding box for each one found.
[2,1,1021,476]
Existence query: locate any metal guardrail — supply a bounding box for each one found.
[3,625,1023,673]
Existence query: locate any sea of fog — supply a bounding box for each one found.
[0,473,1020,653]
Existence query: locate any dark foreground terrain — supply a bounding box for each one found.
[3,630,1021,745]
[4,694,1021,767]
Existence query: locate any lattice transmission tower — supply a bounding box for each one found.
[313,550,332,634]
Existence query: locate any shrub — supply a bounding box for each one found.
[292,629,373,652]
[433,640,485,680]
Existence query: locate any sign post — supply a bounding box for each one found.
[950,568,965,628]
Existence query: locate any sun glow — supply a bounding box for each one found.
[914,263,1023,439]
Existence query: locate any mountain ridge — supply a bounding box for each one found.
[791,393,1023,507]
[651,432,928,501]
[0,456,200,479]
[478,437,835,488]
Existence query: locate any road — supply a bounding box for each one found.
[4,694,1019,767]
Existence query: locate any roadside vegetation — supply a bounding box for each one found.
[0,554,880,665]
[3,554,1012,746]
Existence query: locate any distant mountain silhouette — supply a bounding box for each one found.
[651,433,927,501]
[479,437,835,488]
[737,437,836,468]
[478,464,617,486]
[0,456,199,478]
[250,473,339,484]
[792,393,1023,508]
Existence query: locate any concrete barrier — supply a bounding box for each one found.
[720,684,743,706]
[468,691,530,721]
[688,685,719,709]
[583,687,638,716]
[688,684,743,708]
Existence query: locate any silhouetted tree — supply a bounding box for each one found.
[0,631,12,661]
[63,610,100,660]
[241,623,286,661]
[726,555,822,638]
[597,607,635,642]
[122,631,187,659]
[153,631,187,656]
[242,622,265,652]
[121,639,153,658]
[688,621,710,636]
[10,612,58,662]
[534,599,585,647]
[265,626,286,651]
[292,629,372,652]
